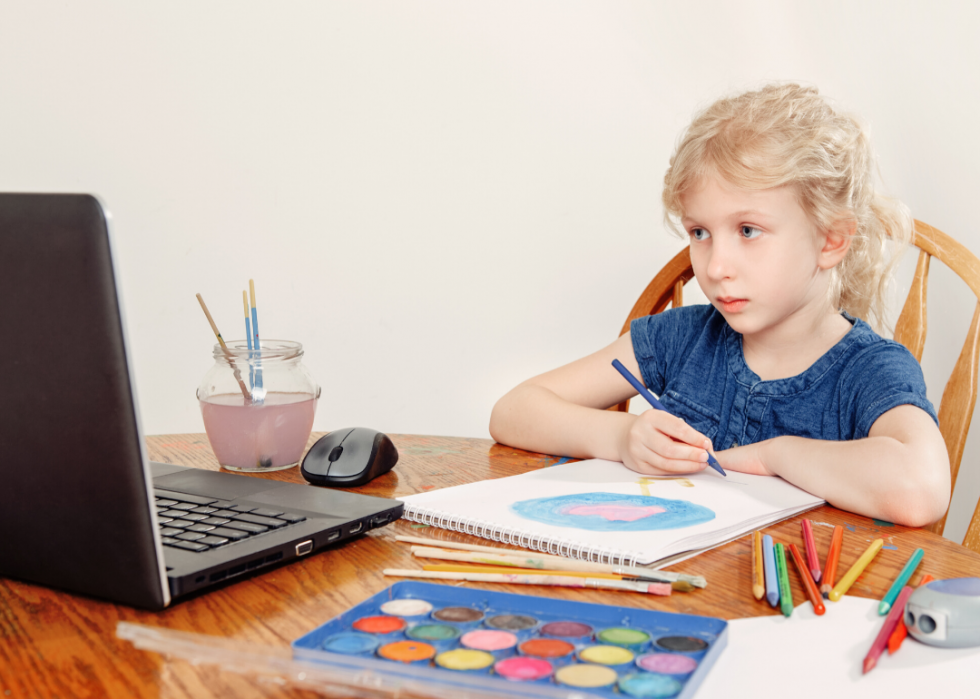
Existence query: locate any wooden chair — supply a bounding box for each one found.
[612,221,980,552]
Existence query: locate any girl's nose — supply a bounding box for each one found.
[704,242,735,281]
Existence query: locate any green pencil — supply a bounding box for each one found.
[775,543,793,617]
[879,548,924,615]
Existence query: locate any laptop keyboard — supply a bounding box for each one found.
[154,489,306,553]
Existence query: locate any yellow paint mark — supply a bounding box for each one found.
[637,476,694,492]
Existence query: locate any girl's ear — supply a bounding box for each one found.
[817,219,854,270]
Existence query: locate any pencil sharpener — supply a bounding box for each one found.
[904,577,980,648]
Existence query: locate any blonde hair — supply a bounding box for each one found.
[662,83,911,333]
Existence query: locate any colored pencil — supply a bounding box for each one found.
[878,548,924,615]
[863,585,915,674]
[421,564,696,592]
[820,525,844,598]
[829,538,884,602]
[801,519,822,584]
[774,543,793,617]
[611,359,726,476]
[195,293,251,402]
[384,568,672,596]
[763,534,779,607]
[248,279,265,401]
[752,531,765,600]
[788,543,825,615]
[394,535,707,587]
[888,574,933,654]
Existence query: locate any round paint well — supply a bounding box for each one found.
[377,640,436,664]
[554,663,618,688]
[351,615,405,635]
[655,636,709,653]
[379,599,433,617]
[518,638,576,660]
[321,632,380,655]
[434,649,495,672]
[432,606,485,625]
[578,644,635,667]
[540,621,593,640]
[460,629,518,653]
[405,623,461,646]
[485,613,538,632]
[618,672,683,698]
[494,656,554,682]
[636,653,698,675]
[596,627,652,650]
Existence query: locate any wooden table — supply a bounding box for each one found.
[3,434,980,698]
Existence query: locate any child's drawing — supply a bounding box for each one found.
[509,492,715,532]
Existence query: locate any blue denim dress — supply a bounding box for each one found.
[631,305,937,450]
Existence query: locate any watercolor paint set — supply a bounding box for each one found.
[292,582,727,698]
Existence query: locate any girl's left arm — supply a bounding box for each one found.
[720,405,951,527]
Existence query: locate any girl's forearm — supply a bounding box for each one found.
[762,435,950,527]
[489,384,632,460]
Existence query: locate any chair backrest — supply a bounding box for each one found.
[613,221,980,551]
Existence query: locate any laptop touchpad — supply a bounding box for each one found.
[154,469,280,500]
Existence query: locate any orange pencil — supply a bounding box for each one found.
[752,531,765,600]
[888,573,934,654]
[788,543,826,615]
[820,525,844,599]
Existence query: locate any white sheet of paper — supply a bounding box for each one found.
[696,596,980,697]
[400,458,823,565]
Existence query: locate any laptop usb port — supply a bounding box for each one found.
[295,540,313,556]
[349,521,363,534]
[326,530,341,542]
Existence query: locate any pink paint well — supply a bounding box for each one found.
[562,504,665,522]
[460,629,518,652]
[494,656,554,681]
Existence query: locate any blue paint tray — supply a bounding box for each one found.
[292,582,727,698]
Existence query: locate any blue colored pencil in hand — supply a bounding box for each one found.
[611,359,726,476]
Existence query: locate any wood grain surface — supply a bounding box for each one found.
[3,433,980,698]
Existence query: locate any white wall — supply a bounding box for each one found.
[3,1,979,541]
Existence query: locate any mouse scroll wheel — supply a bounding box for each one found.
[328,445,344,462]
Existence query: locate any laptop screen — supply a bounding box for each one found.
[0,193,169,609]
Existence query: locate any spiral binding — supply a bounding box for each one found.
[402,504,640,567]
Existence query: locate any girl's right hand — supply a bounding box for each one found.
[618,409,713,475]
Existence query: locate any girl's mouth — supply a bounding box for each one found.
[718,298,748,313]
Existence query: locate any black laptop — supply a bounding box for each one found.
[0,193,403,610]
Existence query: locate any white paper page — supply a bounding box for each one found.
[400,459,822,565]
[697,596,980,698]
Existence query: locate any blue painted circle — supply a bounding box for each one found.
[322,632,380,654]
[509,492,715,531]
[618,672,683,697]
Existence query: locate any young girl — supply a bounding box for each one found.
[489,84,950,528]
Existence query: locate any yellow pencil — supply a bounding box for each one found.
[752,531,765,600]
[829,538,884,602]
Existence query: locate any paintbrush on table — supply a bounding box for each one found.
[394,535,706,588]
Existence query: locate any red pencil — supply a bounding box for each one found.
[820,525,844,598]
[864,585,915,673]
[888,573,934,654]
[788,543,825,615]
[801,519,822,584]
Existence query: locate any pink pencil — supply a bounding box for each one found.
[863,585,914,674]
[801,519,822,584]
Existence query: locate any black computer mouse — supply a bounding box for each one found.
[300,427,399,487]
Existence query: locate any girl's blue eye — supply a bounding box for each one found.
[741,226,762,239]
[691,228,710,241]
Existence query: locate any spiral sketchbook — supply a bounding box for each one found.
[400,459,824,567]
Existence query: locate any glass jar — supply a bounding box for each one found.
[197,339,320,472]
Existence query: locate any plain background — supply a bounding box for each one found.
[3,1,979,542]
